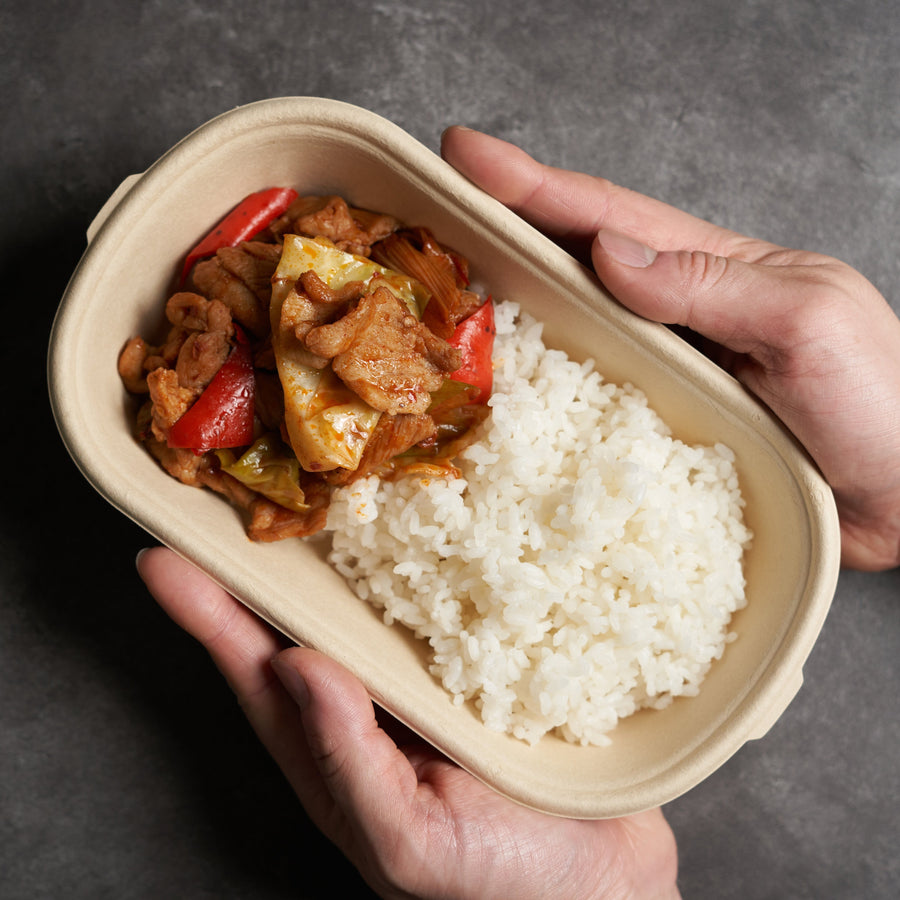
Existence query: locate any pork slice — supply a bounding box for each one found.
[174,329,232,394]
[146,439,207,485]
[192,241,281,337]
[165,293,234,335]
[118,336,153,393]
[304,285,461,415]
[281,271,362,340]
[246,481,332,541]
[146,367,194,441]
[292,195,400,257]
[277,272,362,370]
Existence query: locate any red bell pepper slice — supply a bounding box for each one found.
[180,186,298,284]
[167,332,255,452]
[448,298,495,404]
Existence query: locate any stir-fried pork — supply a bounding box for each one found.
[192,241,282,336]
[166,292,234,334]
[304,283,462,415]
[118,336,152,394]
[146,368,194,441]
[289,195,399,257]
[120,193,490,542]
[279,270,365,369]
[173,330,232,395]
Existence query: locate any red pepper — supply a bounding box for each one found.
[180,186,298,284]
[167,332,255,452]
[448,298,495,404]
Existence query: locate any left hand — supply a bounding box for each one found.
[137,546,679,900]
[439,126,900,571]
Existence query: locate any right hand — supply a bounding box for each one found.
[442,126,900,571]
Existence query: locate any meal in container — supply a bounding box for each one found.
[118,188,753,747]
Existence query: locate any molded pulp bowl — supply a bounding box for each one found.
[48,97,840,819]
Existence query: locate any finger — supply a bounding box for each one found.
[590,227,831,368]
[272,647,421,840]
[136,546,288,696]
[136,547,319,797]
[274,648,681,900]
[441,125,778,262]
[620,809,681,898]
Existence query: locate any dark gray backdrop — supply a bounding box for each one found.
[3,1,898,897]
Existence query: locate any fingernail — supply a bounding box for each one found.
[596,229,657,268]
[442,124,474,143]
[271,656,310,711]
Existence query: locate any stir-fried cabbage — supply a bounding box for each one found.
[270,235,430,472]
[217,435,310,512]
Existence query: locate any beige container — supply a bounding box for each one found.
[48,97,840,819]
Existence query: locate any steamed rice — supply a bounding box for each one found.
[326,300,752,746]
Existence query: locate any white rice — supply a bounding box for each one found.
[325,301,752,746]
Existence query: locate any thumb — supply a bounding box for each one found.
[591,227,816,361]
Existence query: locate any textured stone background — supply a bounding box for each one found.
[3,1,899,897]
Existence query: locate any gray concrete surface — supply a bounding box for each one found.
[3,1,898,897]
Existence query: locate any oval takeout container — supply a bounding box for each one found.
[48,97,841,819]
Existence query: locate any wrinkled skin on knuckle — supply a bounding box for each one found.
[680,248,732,297]
[358,811,457,900]
[659,249,736,333]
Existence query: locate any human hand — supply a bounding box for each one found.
[441,126,900,572]
[137,546,679,900]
